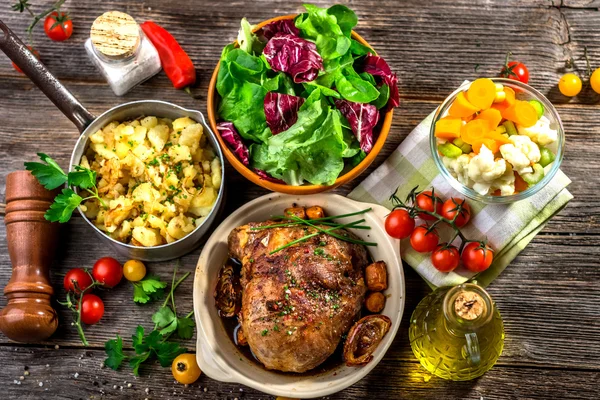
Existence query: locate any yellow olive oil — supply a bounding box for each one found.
[409,283,504,381]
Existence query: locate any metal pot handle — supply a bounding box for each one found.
[0,19,95,133]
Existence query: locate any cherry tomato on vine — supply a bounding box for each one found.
[385,209,415,239]
[462,242,494,272]
[12,46,39,74]
[123,260,146,282]
[92,257,123,288]
[44,12,73,42]
[431,244,460,272]
[558,73,582,97]
[80,294,104,325]
[63,268,93,293]
[415,191,443,221]
[500,61,529,84]
[410,225,439,253]
[441,198,471,228]
[172,353,202,384]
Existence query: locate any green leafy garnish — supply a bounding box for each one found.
[24,153,107,223]
[24,152,67,190]
[132,275,167,304]
[104,335,126,370]
[105,264,193,375]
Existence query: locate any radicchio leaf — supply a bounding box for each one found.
[362,54,400,108]
[217,122,250,166]
[261,19,299,40]
[263,33,323,83]
[264,92,305,134]
[254,169,286,184]
[335,99,380,153]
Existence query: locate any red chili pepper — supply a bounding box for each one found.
[141,21,196,90]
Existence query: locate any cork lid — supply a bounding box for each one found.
[454,290,486,320]
[90,11,140,58]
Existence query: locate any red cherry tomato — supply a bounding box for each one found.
[385,209,415,239]
[441,198,471,228]
[409,225,439,253]
[462,242,494,272]
[92,257,123,288]
[12,46,39,74]
[501,61,529,84]
[431,244,460,272]
[63,268,93,293]
[44,12,73,42]
[415,191,443,220]
[80,294,104,325]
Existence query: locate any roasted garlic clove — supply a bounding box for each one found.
[343,315,392,366]
[214,262,241,318]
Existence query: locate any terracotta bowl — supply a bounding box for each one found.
[207,15,395,195]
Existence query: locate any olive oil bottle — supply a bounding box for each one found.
[409,283,504,381]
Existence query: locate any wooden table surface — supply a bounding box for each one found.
[1,0,599,399]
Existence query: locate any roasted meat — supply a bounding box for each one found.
[227,221,369,373]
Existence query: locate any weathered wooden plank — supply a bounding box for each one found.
[1,0,599,104]
[0,212,598,371]
[0,76,597,234]
[0,346,598,400]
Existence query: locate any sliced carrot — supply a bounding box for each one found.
[460,119,489,145]
[503,100,538,127]
[472,138,500,154]
[485,130,512,144]
[434,117,462,139]
[491,189,502,196]
[475,108,503,129]
[514,172,529,192]
[467,78,497,110]
[491,87,516,114]
[448,91,480,118]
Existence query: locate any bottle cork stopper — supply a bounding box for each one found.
[90,11,140,58]
[454,290,485,320]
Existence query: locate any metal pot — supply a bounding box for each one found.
[0,20,225,262]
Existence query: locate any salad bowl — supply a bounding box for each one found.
[193,193,405,398]
[431,78,565,204]
[207,14,395,195]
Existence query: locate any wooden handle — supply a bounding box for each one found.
[0,171,59,342]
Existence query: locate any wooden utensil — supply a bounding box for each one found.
[0,171,59,342]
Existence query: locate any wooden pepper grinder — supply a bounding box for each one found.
[0,171,59,342]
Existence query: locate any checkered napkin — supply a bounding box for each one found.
[348,110,573,288]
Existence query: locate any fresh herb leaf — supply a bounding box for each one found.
[104,335,127,370]
[155,340,187,367]
[152,306,178,335]
[45,188,82,223]
[24,152,67,190]
[129,351,151,376]
[132,325,146,352]
[68,166,97,189]
[132,275,167,304]
[176,317,195,340]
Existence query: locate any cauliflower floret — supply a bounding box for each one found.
[467,144,507,196]
[500,135,540,175]
[443,154,473,187]
[490,162,516,196]
[517,116,558,146]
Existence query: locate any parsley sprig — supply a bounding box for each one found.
[132,275,168,304]
[25,153,107,223]
[104,264,194,375]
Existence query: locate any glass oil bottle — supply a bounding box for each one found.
[409,283,504,381]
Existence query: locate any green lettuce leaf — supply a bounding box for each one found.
[295,4,351,62]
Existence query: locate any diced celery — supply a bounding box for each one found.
[502,120,518,136]
[438,143,463,158]
[529,100,545,119]
[521,163,545,185]
[539,147,556,167]
[452,138,472,154]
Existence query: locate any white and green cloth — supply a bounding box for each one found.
[349,111,573,288]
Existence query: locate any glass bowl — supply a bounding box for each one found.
[430,78,565,204]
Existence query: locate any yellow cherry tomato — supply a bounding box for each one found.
[591,68,600,94]
[172,353,201,384]
[123,260,146,282]
[558,73,582,97]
